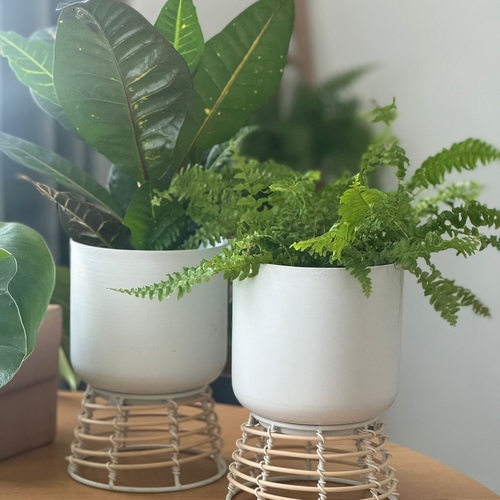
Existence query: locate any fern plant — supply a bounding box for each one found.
[120,102,500,326]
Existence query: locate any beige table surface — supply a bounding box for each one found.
[0,391,497,499]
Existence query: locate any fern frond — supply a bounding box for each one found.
[359,140,409,181]
[409,139,500,190]
[415,181,483,216]
[291,231,335,256]
[421,201,500,239]
[368,99,398,126]
[408,261,490,326]
[340,249,373,296]
[293,177,389,261]
[116,234,275,300]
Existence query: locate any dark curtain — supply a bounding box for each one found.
[0,1,97,265]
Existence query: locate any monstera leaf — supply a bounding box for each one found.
[0,223,55,388]
[54,0,193,183]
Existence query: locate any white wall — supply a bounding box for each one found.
[308,0,500,494]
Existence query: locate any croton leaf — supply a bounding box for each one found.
[0,30,58,105]
[0,131,122,218]
[35,183,132,249]
[154,0,204,73]
[175,0,295,167]
[124,182,190,250]
[0,223,55,388]
[53,0,193,183]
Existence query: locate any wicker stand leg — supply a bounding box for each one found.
[227,414,399,499]
[67,386,226,492]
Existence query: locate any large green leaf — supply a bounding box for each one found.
[0,131,122,218]
[155,0,204,72]
[175,0,295,167]
[0,223,55,388]
[35,183,132,249]
[54,0,193,183]
[0,31,58,104]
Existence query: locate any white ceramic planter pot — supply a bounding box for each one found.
[70,241,227,395]
[232,263,403,427]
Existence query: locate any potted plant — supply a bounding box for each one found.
[0,221,59,460]
[0,0,294,395]
[121,101,500,494]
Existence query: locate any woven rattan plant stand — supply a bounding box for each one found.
[67,386,226,492]
[226,414,399,499]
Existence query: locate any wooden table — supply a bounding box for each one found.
[0,391,497,499]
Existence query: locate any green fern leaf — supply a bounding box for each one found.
[410,261,490,326]
[368,99,398,126]
[409,139,500,190]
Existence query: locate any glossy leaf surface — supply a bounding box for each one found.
[54,0,192,182]
[0,223,55,388]
[175,0,294,166]
[155,0,204,72]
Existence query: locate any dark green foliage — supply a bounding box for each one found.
[240,65,374,182]
[122,102,500,326]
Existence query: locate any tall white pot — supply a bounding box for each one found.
[232,263,403,427]
[70,241,228,395]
